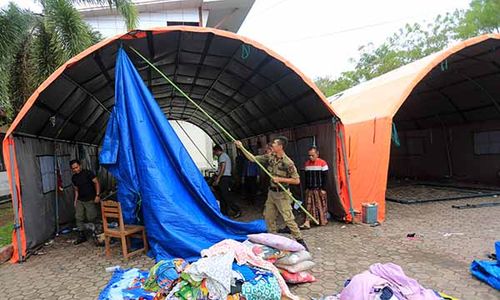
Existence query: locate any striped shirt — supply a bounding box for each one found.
[304,158,329,189]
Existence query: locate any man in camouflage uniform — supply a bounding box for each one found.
[235,136,308,250]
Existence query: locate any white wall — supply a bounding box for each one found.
[84,9,209,37]
[0,171,9,197]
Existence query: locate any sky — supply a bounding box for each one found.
[238,0,471,79]
[1,0,471,79]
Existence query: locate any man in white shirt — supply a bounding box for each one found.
[212,145,241,218]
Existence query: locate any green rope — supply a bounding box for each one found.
[129,46,319,225]
[391,123,400,147]
[440,59,448,71]
[241,44,250,60]
[135,194,142,224]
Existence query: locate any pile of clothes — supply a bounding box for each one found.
[99,233,315,300]
[245,233,316,285]
[325,263,457,300]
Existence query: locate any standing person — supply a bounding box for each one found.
[235,136,308,250]
[71,159,101,245]
[301,147,329,229]
[212,145,242,218]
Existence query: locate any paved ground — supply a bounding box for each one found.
[1,191,500,299]
[385,182,500,203]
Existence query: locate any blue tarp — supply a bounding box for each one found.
[99,48,266,261]
[471,260,500,291]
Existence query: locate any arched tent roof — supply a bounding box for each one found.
[6,26,337,145]
[329,34,500,223]
[331,34,500,125]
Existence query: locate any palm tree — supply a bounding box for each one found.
[0,3,35,119]
[0,0,138,123]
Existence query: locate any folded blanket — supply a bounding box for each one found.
[99,268,156,300]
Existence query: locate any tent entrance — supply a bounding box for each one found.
[387,40,500,204]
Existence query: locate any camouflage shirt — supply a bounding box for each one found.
[254,153,300,188]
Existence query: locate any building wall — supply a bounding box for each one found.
[389,120,500,185]
[0,172,9,197]
[84,9,209,37]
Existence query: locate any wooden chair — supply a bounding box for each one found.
[101,200,148,260]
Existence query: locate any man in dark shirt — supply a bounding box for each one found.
[71,159,101,245]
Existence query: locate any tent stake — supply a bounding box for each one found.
[129,46,319,225]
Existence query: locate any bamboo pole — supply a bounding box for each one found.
[129,46,319,225]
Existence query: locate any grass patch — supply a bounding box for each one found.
[0,223,11,247]
[0,202,13,247]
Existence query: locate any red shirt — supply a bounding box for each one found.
[304,158,329,189]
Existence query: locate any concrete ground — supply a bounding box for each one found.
[1,190,500,299]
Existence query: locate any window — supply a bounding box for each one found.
[474,131,500,155]
[39,155,55,194]
[167,21,200,26]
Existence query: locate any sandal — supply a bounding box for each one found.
[299,224,311,230]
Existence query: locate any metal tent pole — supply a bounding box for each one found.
[54,145,60,236]
[337,124,355,221]
[8,141,23,262]
[292,130,305,208]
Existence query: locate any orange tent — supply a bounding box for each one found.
[3,26,351,262]
[331,34,500,222]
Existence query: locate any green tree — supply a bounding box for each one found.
[316,0,499,98]
[455,0,500,38]
[315,71,359,98]
[0,3,35,118]
[0,0,138,123]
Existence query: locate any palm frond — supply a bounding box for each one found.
[43,0,94,60]
[0,3,35,58]
[114,0,138,30]
[0,3,36,118]
[32,21,62,86]
[8,34,36,120]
